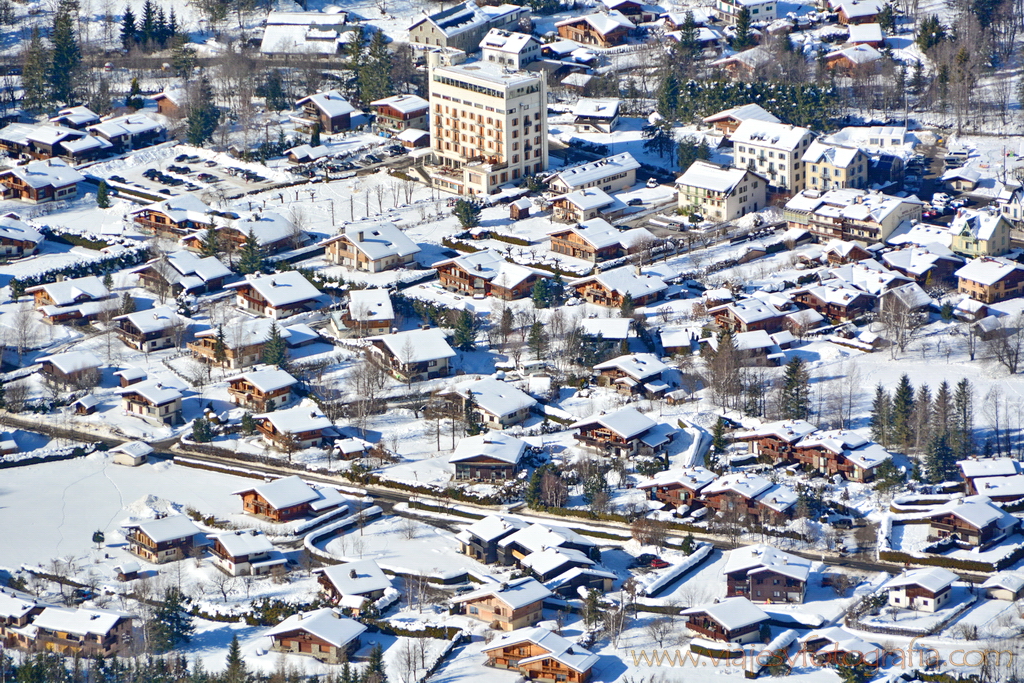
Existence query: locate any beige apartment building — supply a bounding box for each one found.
[731,120,815,193]
[427,61,548,195]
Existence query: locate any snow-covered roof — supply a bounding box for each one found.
[436,249,547,290]
[882,246,961,276]
[347,289,394,323]
[593,353,667,381]
[637,466,717,492]
[951,209,1007,242]
[572,98,620,120]
[955,257,1022,286]
[370,327,456,363]
[370,94,429,114]
[571,406,656,439]
[831,0,884,18]
[703,103,780,126]
[571,266,667,299]
[736,419,818,443]
[229,211,299,247]
[579,316,632,339]
[319,560,393,596]
[330,222,420,261]
[724,544,812,582]
[27,274,108,305]
[450,376,537,418]
[450,431,528,464]
[87,113,163,139]
[461,514,529,542]
[846,22,884,43]
[931,495,1017,530]
[480,28,538,54]
[32,607,127,636]
[802,141,862,168]
[213,530,274,557]
[825,44,882,65]
[229,367,298,393]
[552,152,640,190]
[120,379,182,406]
[266,608,366,647]
[114,367,147,382]
[411,1,524,38]
[703,472,773,499]
[555,10,635,33]
[959,458,1022,479]
[39,350,103,374]
[682,596,769,630]
[483,627,598,673]
[731,120,812,152]
[559,188,616,211]
[974,474,1024,498]
[51,105,100,127]
[109,441,154,458]
[982,572,1024,593]
[799,627,882,663]
[195,317,293,348]
[227,271,321,307]
[114,305,180,334]
[141,194,214,224]
[454,576,552,608]
[677,160,757,194]
[0,587,38,620]
[520,547,594,575]
[0,216,42,245]
[395,128,429,143]
[498,522,595,552]
[296,90,356,118]
[234,475,320,509]
[0,158,83,188]
[883,281,932,310]
[887,567,957,593]
[60,135,112,154]
[255,406,333,435]
[123,515,201,543]
[710,297,783,324]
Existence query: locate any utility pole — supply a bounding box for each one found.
[330,199,335,226]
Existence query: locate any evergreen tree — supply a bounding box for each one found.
[655,72,679,119]
[140,0,157,44]
[310,124,321,148]
[549,272,566,306]
[358,30,394,104]
[50,0,82,106]
[119,292,136,315]
[620,293,635,318]
[200,227,219,257]
[261,322,288,369]
[711,417,728,454]
[126,77,143,110]
[21,28,51,114]
[120,5,137,49]
[681,533,696,555]
[673,11,701,64]
[877,1,896,32]
[779,356,810,420]
[916,15,946,51]
[103,270,113,290]
[453,310,478,350]
[528,321,547,360]
[677,134,713,171]
[641,120,676,158]
[364,643,387,683]
[463,393,483,436]
[9,278,24,300]
[932,380,952,437]
[213,326,227,366]
[873,459,904,496]
[890,374,915,451]
[224,635,247,683]
[240,411,256,435]
[925,433,955,483]
[185,77,220,146]
[951,378,973,460]
[149,587,194,653]
[870,384,891,446]
[912,384,932,452]
[261,70,288,111]
[96,180,110,209]
[732,7,755,50]
[236,228,264,274]
[452,199,482,229]
[531,278,551,309]
[170,39,197,79]
[191,417,213,442]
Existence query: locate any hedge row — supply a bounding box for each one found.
[407,500,485,520]
[361,618,461,640]
[490,233,531,247]
[441,237,481,253]
[878,546,1024,573]
[12,246,149,290]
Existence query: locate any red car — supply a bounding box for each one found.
[650,558,670,569]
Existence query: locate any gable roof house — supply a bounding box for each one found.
[27,274,111,325]
[21,607,134,657]
[784,188,924,243]
[682,597,770,644]
[323,222,420,272]
[457,515,529,563]
[234,475,344,522]
[881,246,963,286]
[730,120,815,192]
[181,211,303,256]
[709,298,789,334]
[955,257,1024,304]
[556,11,635,48]
[266,608,366,664]
[119,379,184,426]
[958,458,1023,495]
[949,209,1013,258]
[370,94,429,135]
[724,544,812,603]
[132,195,216,237]
[132,250,232,297]
[981,572,1024,601]
[0,123,86,160]
[0,216,43,258]
[226,271,323,319]
[886,567,957,613]
[408,1,529,51]
[483,626,598,683]
[548,152,641,195]
[497,523,600,567]
[86,114,165,151]
[701,472,797,524]
[0,159,83,203]
[732,419,818,465]
[340,288,395,336]
[927,495,1018,550]
[702,103,781,136]
[188,318,294,369]
[638,466,718,510]
[823,44,883,72]
[450,431,528,481]
[802,141,869,191]
[480,29,542,70]
[593,352,670,396]
[447,376,537,429]
[294,90,356,134]
[677,160,767,222]
[791,283,875,322]
[123,515,203,564]
[571,406,677,458]
[831,0,884,23]
[799,627,884,667]
[114,306,183,353]
[792,430,892,482]
[435,249,550,300]
[453,577,551,630]
[571,266,667,307]
[548,220,655,263]
[258,9,361,58]
[367,327,456,382]
[38,350,103,386]
[254,404,335,450]
[317,560,394,613]
[227,367,299,413]
[210,530,284,576]
[572,98,621,133]
[552,187,628,224]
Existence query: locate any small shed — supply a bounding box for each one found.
[982,572,1024,601]
[395,128,429,149]
[73,395,100,415]
[510,198,532,220]
[0,432,17,455]
[114,560,141,581]
[115,367,147,387]
[110,441,154,467]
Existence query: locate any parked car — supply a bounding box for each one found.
[650,558,670,569]
[629,553,659,568]
[628,198,644,206]
[174,154,189,162]
[204,160,217,167]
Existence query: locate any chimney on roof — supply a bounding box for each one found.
[349,569,358,579]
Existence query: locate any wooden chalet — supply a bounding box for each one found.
[710,299,787,334]
[132,195,215,237]
[570,266,667,308]
[681,597,769,644]
[0,216,43,258]
[115,368,146,387]
[226,271,322,319]
[233,475,345,522]
[255,404,334,449]
[27,275,110,325]
[927,497,1018,550]
[792,285,874,322]
[323,223,420,273]
[294,90,355,134]
[637,467,717,510]
[316,560,393,614]
[123,515,203,564]
[369,94,429,134]
[132,251,232,297]
[181,213,301,257]
[733,420,818,465]
[227,367,298,412]
[555,12,634,48]
[188,318,289,370]
[0,159,83,204]
[549,220,656,264]
[449,431,527,481]
[18,607,134,657]
[210,530,284,576]
[457,515,529,564]
[792,430,892,482]
[453,577,551,631]
[724,545,811,604]
[434,249,549,300]
[38,351,102,386]
[266,608,366,664]
[701,473,797,525]
[886,568,956,613]
[958,458,1022,495]
[483,627,598,683]
[120,380,183,426]
[339,288,394,336]
[571,407,676,458]
[701,103,780,136]
[114,306,181,352]
[367,328,456,383]
[823,240,873,265]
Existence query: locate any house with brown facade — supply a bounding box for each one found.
[226,271,323,319]
[123,515,204,564]
[724,545,811,603]
[323,222,420,273]
[733,419,818,465]
[132,250,232,297]
[552,188,628,224]
[266,608,366,664]
[181,212,303,257]
[570,266,667,307]
[367,327,456,383]
[435,249,550,300]
[210,530,285,577]
[114,306,182,352]
[638,467,718,510]
[38,350,102,387]
[458,515,529,564]
[446,376,537,429]
[881,246,963,286]
[370,94,429,134]
[119,380,184,426]
[0,159,83,203]
[254,404,335,449]
[14,606,134,657]
[293,90,355,133]
[340,288,394,335]
[188,318,293,370]
[792,430,893,482]
[702,103,780,136]
[955,257,1024,304]
[593,353,670,396]
[234,475,345,522]
[483,626,598,683]
[317,560,394,614]
[548,219,655,263]
[555,11,634,47]
[132,195,216,237]
[227,367,298,412]
[572,407,676,458]
[496,523,600,568]
[0,216,43,258]
[927,496,1018,550]
[709,298,789,333]
[681,597,769,644]
[957,458,1022,495]
[799,628,884,667]
[453,577,551,631]
[701,472,797,525]
[450,431,527,481]
[86,114,165,152]
[792,284,875,322]
[27,275,110,325]
[886,567,957,613]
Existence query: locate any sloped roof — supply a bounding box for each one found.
[123,515,201,543]
[682,597,769,630]
[114,305,180,334]
[593,353,667,381]
[677,160,756,194]
[887,567,957,593]
[328,222,420,261]
[460,514,529,543]
[638,466,717,492]
[32,607,127,636]
[26,275,108,305]
[552,152,640,190]
[450,431,528,464]
[319,559,393,596]
[454,576,551,608]
[228,367,298,393]
[483,626,598,673]
[555,10,635,33]
[955,257,1022,286]
[348,289,394,323]
[1,158,84,188]
[571,406,656,439]
[703,103,780,126]
[450,376,536,418]
[370,327,456,363]
[571,266,667,299]
[226,271,321,307]
[254,406,332,435]
[39,350,103,374]
[213,530,274,557]
[296,90,356,118]
[724,544,812,582]
[119,379,183,406]
[435,249,547,290]
[731,120,812,152]
[0,216,42,245]
[266,608,366,647]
